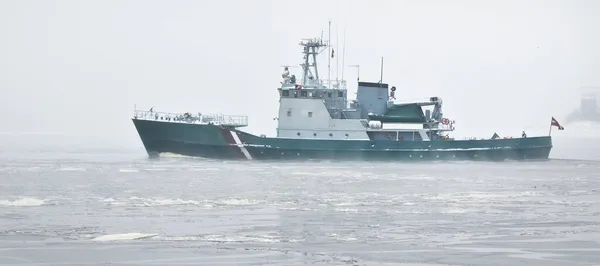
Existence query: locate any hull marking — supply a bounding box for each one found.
[229,130,253,160]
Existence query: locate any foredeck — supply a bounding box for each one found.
[133,109,248,127]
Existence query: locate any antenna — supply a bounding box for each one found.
[336,23,339,83]
[328,20,331,88]
[341,25,347,81]
[379,57,384,83]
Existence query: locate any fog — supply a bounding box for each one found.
[0,0,598,158]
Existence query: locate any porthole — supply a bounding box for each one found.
[329,133,333,137]
[297,132,301,136]
[313,133,317,137]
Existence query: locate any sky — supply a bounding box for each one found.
[0,0,598,152]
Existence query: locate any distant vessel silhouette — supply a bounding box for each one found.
[566,86,600,124]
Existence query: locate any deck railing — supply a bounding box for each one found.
[133,109,248,127]
[281,78,347,90]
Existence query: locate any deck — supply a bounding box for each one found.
[132,109,248,127]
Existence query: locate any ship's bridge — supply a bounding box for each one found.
[278,78,348,112]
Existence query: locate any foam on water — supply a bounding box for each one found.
[212,198,263,206]
[91,233,158,241]
[333,208,359,213]
[201,234,283,243]
[118,169,139,173]
[100,197,262,208]
[58,167,86,172]
[144,168,168,171]
[112,197,206,207]
[0,197,46,207]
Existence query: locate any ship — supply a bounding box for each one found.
[131,32,559,161]
[565,86,600,124]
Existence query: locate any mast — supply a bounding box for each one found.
[299,37,327,86]
[296,21,341,88]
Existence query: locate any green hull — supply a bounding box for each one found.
[132,119,552,161]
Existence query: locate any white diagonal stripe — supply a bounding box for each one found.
[229,130,252,160]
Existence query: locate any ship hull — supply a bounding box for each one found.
[132,119,553,161]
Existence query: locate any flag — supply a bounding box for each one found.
[331,48,335,58]
[551,117,564,130]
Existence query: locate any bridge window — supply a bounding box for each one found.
[300,90,308,97]
[338,91,344,97]
[328,92,332,98]
[287,110,292,117]
[282,90,289,97]
[308,111,313,117]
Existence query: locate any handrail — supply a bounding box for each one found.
[281,78,347,90]
[133,109,248,127]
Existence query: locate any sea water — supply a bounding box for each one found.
[1,135,599,266]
